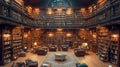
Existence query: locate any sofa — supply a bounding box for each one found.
[61,45,69,51]
[11,62,25,67]
[49,45,57,51]
[25,59,38,67]
[74,48,86,57]
[76,63,88,67]
[37,47,48,55]
[19,51,26,57]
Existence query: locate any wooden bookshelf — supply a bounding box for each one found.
[0,25,2,65]
[12,26,23,60]
[97,27,110,61]
[96,26,120,66]
[0,25,12,65]
[90,31,97,53]
[118,29,120,66]
[108,27,120,65]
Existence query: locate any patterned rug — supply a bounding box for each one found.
[42,52,79,67]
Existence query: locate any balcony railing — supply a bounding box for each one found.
[0,1,34,26]
[0,0,120,28]
[87,0,120,27]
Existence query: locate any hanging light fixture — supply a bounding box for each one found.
[46,8,53,15]
[80,8,85,13]
[15,0,23,5]
[34,8,40,15]
[97,0,107,6]
[57,8,63,14]
[66,33,72,37]
[57,28,63,32]
[48,32,54,37]
[66,8,73,15]
[27,6,32,15]
[34,42,37,46]
[24,34,28,38]
[111,34,119,42]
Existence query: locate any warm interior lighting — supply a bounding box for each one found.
[13,55,17,60]
[27,6,33,15]
[66,8,73,15]
[48,33,54,37]
[15,0,23,5]
[66,33,72,37]
[34,42,37,46]
[88,6,92,13]
[97,0,106,3]
[111,34,119,38]
[47,8,53,15]
[84,43,88,46]
[3,34,11,38]
[93,5,97,10]
[80,8,85,13]
[111,34,119,42]
[108,65,112,67]
[93,34,96,38]
[35,28,41,30]
[24,46,27,49]
[34,8,40,15]
[57,28,63,32]
[24,34,28,38]
[82,43,88,48]
[57,8,63,14]
[97,0,107,6]
[99,27,108,32]
[80,28,85,31]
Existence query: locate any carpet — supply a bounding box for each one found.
[42,52,79,67]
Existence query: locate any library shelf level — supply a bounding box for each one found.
[0,25,12,65]
[0,0,120,67]
[12,26,23,60]
[0,25,24,66]
[95,26,120,66]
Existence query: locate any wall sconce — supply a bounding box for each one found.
[80,8,85,13]
[111,34,119,42]
[47,8,53,15]
[27,6,32,15]
[88,6,92,13]
[82,42,88,48]
[3,34,11,38]
[57,8,63,14]
[35,28,41,30]
[34,8,40,15]
[84,43,88,46]
[48,33,54,37]
[34,42,37,46]
[13,55,17,60]
[66,8,73,15]
[24,46,27,49]
[24,34,28,38]
[97,0,107,6]
[66,33,72,37]
[57,28,63,32]
[93,34,96,38]
[80,28,85,31]
[15,0,23,5]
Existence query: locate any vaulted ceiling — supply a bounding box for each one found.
[23,0,98,9]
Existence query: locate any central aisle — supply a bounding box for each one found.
[2,49,116,67]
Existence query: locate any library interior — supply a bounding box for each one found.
[0,0,120,67]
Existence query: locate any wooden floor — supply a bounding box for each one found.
[1,49,116,67]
